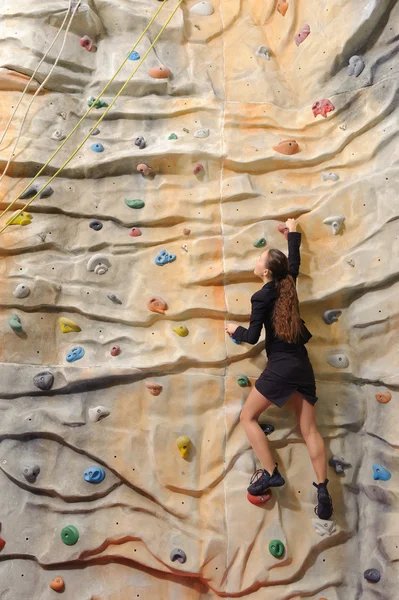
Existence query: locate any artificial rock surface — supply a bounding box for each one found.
[0,0,398,599]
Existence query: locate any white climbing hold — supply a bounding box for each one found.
[339,124,347,131]
[312,518,336,537]
[321,172,339,182]
[88,406,111,422]
[87,254,111,275]
[51,130,66,141]
[255,45,271,60]
[327,353,349,369]
[13,284,30,299]
[348,55,365,77]
[323,215,345,235]
[194,128,210,138]
[181,244,188,252]
[190,1,214,16]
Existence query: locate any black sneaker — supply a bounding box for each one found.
[247,463,285,496]
[313,479,333,520]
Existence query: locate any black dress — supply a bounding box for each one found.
[233,232,318,408]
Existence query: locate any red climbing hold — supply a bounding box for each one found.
[129,227,142,237]
[247,491,272,506]
[0,537,5,551]
[312,99,335,119]
[277,223,289,240]
[110,345,121,356]
[79,36,94,51]
[193,164,204,175]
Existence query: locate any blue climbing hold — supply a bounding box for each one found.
[128,51,140,60]
[91,143,104,153]
[373,464,391,481]
[84,466,105,483]
[154,249,176,266]
[66,346,85,363]
[231,337,241,345]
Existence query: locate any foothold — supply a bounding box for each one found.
[312,99,335,119]
[277,0,288,16]
[147,296,168,314]
[272,140,299,155]
[90,127,100,136]
[66,346,85,363]
[189,1,214,15]
[181,244,188,252]
[247,491,272,505]
[170,548,187,564]
[176,435,191,459]
[61,525,79,546]
[19,184,53,199]
[323,215,345,235]
[348,55,365,77]
[364,569,381,583]
[183,127,190,133]
[50,577,65,592]
[327,353,349,369]
[128,51,140,60]
[23,465,40,483]
[237,376,250,387]
[168,133,178,140]
[194,128,209,138]
[51,130,66,141]
[145,381,163,396]
[6,210,32,226]
[193,164,204,175]
[173,325,189,337]
[260,423,275,436]
[0,538,5,552]
[80,35,94,51]
[137,163,153,176]
[148,66,172,79]
[107,293,122,304]
[295,24,310,46]
[340,124,347,130]
[373,464,391,481]
[253,238,266,248]
[125,199,145,209]
[375,391,391,404]
[13,283,30,299]
[84,466,105,483]
[33,371,54,391]
[89,220,103,231]
[154,249,176,266]
[277,223,289,240]
[129,227,142,237]
[323,309,342,324]
[135,136,146,149]
[59,317,81,333]
[183,228,191,235]
[328,456,351,475]
[91,143,104,153]
[88,406,111,422]
[312,518,336,537]
[231,337,241,345]
[110,345,121,356]
[88,96,109,109]
[87,254,111,275]
[321,171,340,182]
[255,45,270,60]
[269,540,285,558]
[8,314,23,333]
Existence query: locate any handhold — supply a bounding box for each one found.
[327,353,349,369]
[194,128,209,138]
[237,376,250,387]
[269,539,285,558]
[19,184,54,199]
[176,435,191,459]
[6,210,32,226]
[183,128,190,133]
[347,259,355,267]
[88,406,111,422]
[107,293,122,304]
[59,317,81,333]
[364,569,381,583]
[260,423,275,436]
[231,337,241,344]
[128,51,140,60]
[154,249,176,266]
[168,133,178,140]
[277,0,288,16]
[33,371,54,391]
[190,1,214,15]
[328,455,351,475]
[90,127,100,136]
[88,96,109,109]
[125,199,145,209]
[348,55,365,77]
[375,391,391,404]
[84,466,106,483]
[323,215,345,235]
[135,136,146,149]
[295,24,310,46]
[183,228,191,235]
[91,143,104,152]
[272,140,299,155]
[66,346,85,363]
[89,220,103,231]
[0,538,5,551]
[173,325,189,337]
[373,464,391,481]
[170,548,187,564]
[277,223,289,240]
[145,381,163,396]
[50,577,65,592]
[8,314,23,333]
[110,345,121,356]
[255,45,270,60]
[247,491,272,505]
[51,130,66,141]
[340,124,347,130]
[193,164,204,175]
[147,296,168,314]
[80,35,94,51]
[321,171,340,182]
[253,238,266,248]
[181,244,188,252]
[323,309,342,324]
[137,163,152,176]
[23,465,40,483]
[129,227,142,237]
[13,283,30,299]
[61,525,79,546]
[148,66,172,79]
[312,518,336,536]
[87,254,111,275]
[312,99,335,119]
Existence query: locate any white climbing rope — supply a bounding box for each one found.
[0,0,80,185]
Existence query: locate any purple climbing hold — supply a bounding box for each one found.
[364,569,381,583]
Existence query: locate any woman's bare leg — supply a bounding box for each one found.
[240,387,275,473]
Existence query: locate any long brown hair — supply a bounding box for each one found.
[265,249,303,343]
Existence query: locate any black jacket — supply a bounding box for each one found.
[233,232,312,356]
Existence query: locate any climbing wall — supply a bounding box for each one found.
[0,0,398,598]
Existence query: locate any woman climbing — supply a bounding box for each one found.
[225,218,333,520]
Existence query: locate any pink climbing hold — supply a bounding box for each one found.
[295,24,310,46]
[312,99,335,119]
[193,164,204,175]
[0,537,5,551]
[110,345,121,356]
[129,227,142,237]
[277,223,289,240]
[137,163,152,176]
[79,36,95,51]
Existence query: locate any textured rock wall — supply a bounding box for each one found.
[0,0,398,598]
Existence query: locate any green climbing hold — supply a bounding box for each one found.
[87,96,109,109]
[237,376,250,387]
[61,525,79,546]
[8,314,23,333]
[168,133,178,140]
[253,238,266,248]
[269,539,285,558]
[125,199,145,209]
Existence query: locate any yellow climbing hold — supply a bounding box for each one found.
[173,325,189,337]
[6,210,32,226]
[176,435,191,459]
[59,317,82,333]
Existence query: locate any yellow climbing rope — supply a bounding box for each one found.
[0,0,183,234]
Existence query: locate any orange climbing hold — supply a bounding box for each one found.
[147,296,168,314]
[50,577,65,592]
[375,391,391,404]
[146,381,163,396]
[247,491,272,506]
[277,0,288,16]
[148,66,172,79]
[273,140,299,155]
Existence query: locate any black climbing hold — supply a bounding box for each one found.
[170,548,187,564]
[135,136,146,149]
[89,220,103,231]
[33,371,54,391]
[364,569,381,583]
[19,185,54,200]
[260,424,275,436]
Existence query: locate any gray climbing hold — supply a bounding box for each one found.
[321,171,339,182]
[88,406,111,422]
[329,455,351,475]
[107,293,122,305]
[348,55,365,77]
[23,465,40,483]
[33,371,54,391]
[323,215,345,235]
[13,284,30,299]
[19,184,54,199]
[135,136,146,149]
[194,128,209,138]
[364,569,380,583]
[190,1,214,15]
[90,127,100,136]
[89,220,103,231]
[87,255,111,275]
[323,309,342,325]
[170,548,187,563]
[327,353,349,369]
[51,130,66,141]
[256,45,270,60]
